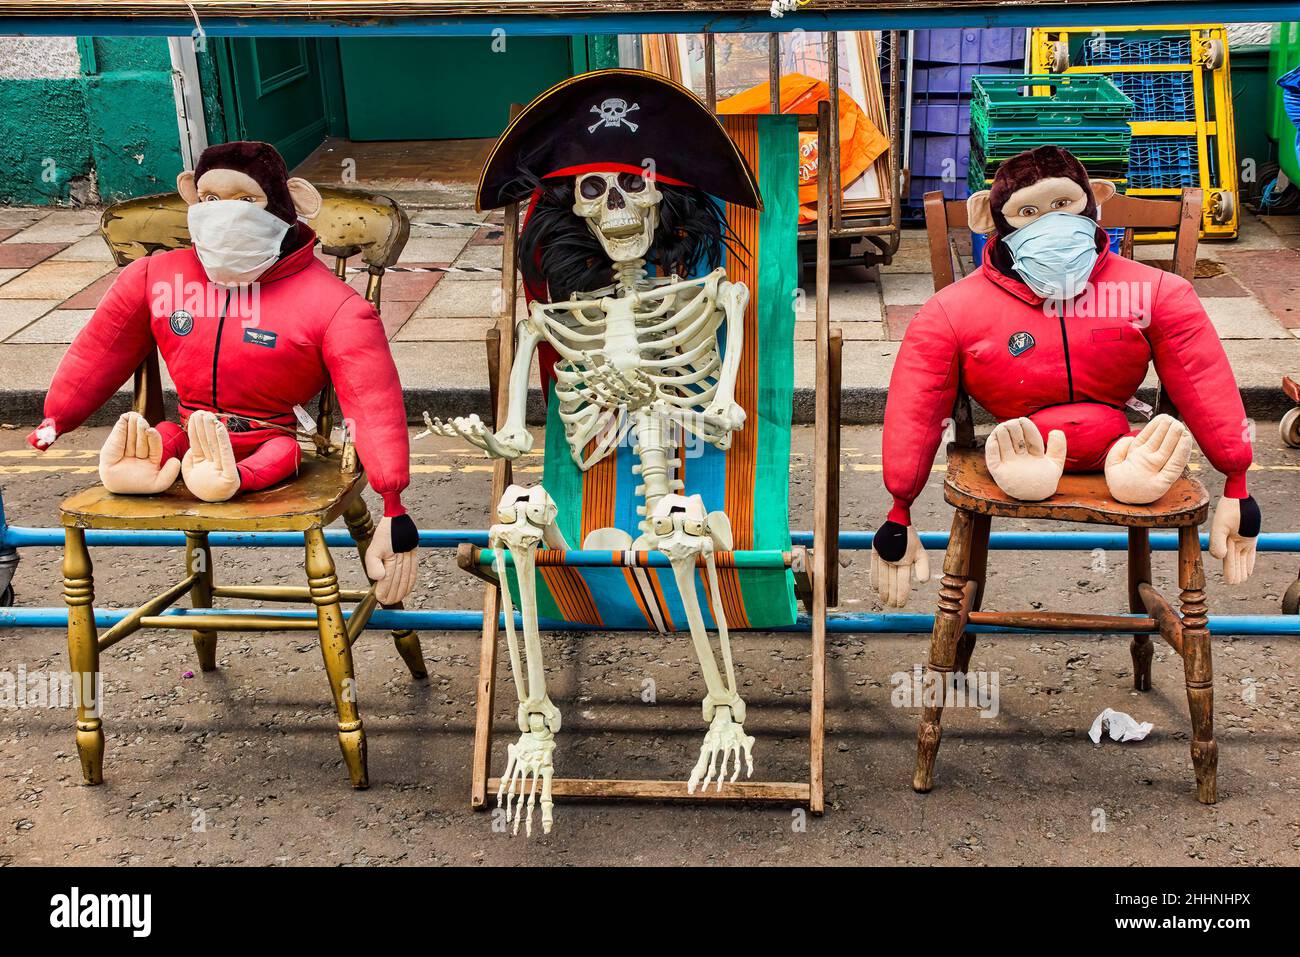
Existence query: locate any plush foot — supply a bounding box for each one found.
[1104,414,1193,505]
[688,706,755,793]
[985,417,1066,501]
[181,411,241,502]
[497,724,556,836]
[99,412,181,494]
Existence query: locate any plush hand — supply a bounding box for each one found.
[26,416,58,451]
[1103,414,1192,505]
[1209,495,1260,585]
[181,410,242,502]
[984,417,1066,501]
[365,513,419,604]
[99,412,182,494]
[871,521,931,608]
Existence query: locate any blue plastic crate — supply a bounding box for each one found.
[1079,34,1193,66]
[1129,136,1199,188]
[1108,72,1194,122]
[972,227,1124,266]
[911,28,1026,66]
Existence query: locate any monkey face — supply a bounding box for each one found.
[190,168,270,209]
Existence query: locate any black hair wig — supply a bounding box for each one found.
[514,168,744,303]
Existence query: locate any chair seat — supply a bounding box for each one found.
[60,457,366,532]
[943,446,1209,527]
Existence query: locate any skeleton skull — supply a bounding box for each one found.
[572,171,662,262]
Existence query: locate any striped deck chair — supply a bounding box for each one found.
[459,106,842,822]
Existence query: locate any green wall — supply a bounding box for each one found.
[0,37,182,205]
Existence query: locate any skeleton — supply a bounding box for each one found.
[425,169,753,835]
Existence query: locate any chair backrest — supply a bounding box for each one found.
[922,188,1203,445]
[496,113,805,630]
[98,186,409,449]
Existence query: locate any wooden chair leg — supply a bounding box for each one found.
[306,527,369,788]
[63,527,103,785]
[343,499,427,680]
[470,583,501,810]
[953,513,989,676]
[185,531,217,672]
[1127,527,1154,692]
[913,508,975,793]
[1178,524,1217,804]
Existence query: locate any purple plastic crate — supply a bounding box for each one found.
[911,62,1021,97]
[910,132,971,181]
[911,28,1026,66]
[909,101,971,136]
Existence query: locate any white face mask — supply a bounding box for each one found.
[187,200,292,287]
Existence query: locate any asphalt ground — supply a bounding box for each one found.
[0,423,1297,866]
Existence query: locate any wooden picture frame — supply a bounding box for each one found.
[641,31,892,215]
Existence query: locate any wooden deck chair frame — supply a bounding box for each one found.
[59,186,422,790]
[917,188,1221,803]
[460,103,842,813]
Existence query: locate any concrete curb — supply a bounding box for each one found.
[1,385,1293,429]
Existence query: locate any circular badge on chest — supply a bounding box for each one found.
[169,310,194,337]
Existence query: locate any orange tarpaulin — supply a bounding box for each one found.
[718,73,888,224]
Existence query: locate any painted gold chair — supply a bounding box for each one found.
[918,189,1219,803]
[61,186,421,789]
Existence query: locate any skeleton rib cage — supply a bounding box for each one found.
[529,263,749,472]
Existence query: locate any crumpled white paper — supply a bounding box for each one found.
[1088,708,1153,744]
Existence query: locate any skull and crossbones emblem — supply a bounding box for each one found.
[589,98,640,133]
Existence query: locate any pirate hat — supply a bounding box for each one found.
[476,69,762,212]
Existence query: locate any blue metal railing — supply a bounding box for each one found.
[2,482,1297,635]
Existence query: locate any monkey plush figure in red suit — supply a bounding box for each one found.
[28,141,419,603]
[873,146,1259,606]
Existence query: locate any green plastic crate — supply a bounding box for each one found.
[971,74,1135,130]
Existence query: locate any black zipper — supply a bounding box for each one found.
[1057,314,1074,402]
[211,288,232,409]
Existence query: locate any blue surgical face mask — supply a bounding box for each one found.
[1002,211,1100,301]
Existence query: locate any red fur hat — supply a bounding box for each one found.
[988,145,1097,236]
[194,141,296,225]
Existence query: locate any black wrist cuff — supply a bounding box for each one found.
[1238,496,1261,538]
[391,513,419,552]
[874,520,909,563]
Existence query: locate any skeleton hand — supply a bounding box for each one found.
[498,717,556,836]
[871,521,931,608]
[985,417,1066,502]
[702,400,747,433]
[419,412,532,460]
[1104,414,1193,505]
[1209,494,1260,585]
[688,707,755,793]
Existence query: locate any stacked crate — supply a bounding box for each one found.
[968,74,1135,191]
[968,74,1133,262]
[904,28,1027,218]
[1031,25,1239,239]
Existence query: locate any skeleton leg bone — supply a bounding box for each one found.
[648,494,754,793]
[490,484,567,836]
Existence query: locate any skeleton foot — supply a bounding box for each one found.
[497,716,556,836]
[688,706,755,793]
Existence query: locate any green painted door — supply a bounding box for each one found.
[219,38,330,168]
[338,37,576,140]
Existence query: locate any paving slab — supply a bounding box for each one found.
[0,299,58,341]
[1216,248,1300,329]
[1202,297,1290,339]
[49,234,115,262]
[0,243,66,269]
[0,259,113,300]
[5,307,93,344]
[399,236,470,264]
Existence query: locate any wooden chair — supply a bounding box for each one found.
[460,108,841,814]
[61,186,421,789]
[917,188,1219,803]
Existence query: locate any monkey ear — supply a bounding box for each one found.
[287,177,323,220]
[1089,178,1117,206]
[966,190,996,235]
[177,170,199,206]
